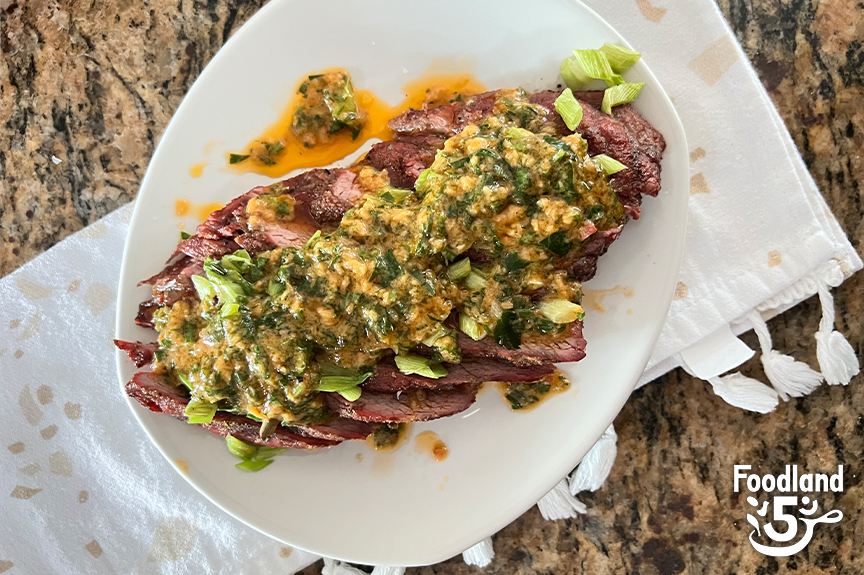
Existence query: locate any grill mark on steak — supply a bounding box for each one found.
[326,383,481,423]
[457,322,587,366]
[114,340,157,368]
[362,357,554,393]
[135,300,160,328]
[126,372,340,449]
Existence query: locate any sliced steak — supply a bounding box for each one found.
[388,90,500,136]
[135,300,160,328]
[325,383,481,423]
[126,372,339,449]
[363,357,554,393]
[458,322,587,366]
[287,168,363,228]
[295,418,375,441]
[114,340,157,368]
[366,141,433,189]
[566,225,623,281]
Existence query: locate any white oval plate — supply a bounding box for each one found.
[116,0,688,566]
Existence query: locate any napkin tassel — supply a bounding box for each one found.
[463,537,495,567]
[815,278,860,385]
[537,478,587,519]
[322,559,405,575]
[706,373,779,413]
[748,310,824,400]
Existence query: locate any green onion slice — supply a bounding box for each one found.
[465,271,487,290]
[337,386,362,402]
[553,88,584,131]
[180,230,191,240]
[235,459,274,472]
[229,153,250,164]
[226,435,258,460]
[220,302,239,318]
[191,275,215,300]
[601,82,645,115]
[448,258,471,281]
[539,299,585,324]
[592,154,628,175]
[599,43,642,73]
[317,364,372,393]
[459,314,485,341]
[560,49,623,90]
[379,187,413,203]
[304,229,321,248]
[184,400,216,424]
[394,355,448,379]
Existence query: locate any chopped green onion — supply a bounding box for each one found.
[394,355,448,379]
[337,386,362,402]
[539,299,585,323]
[504,127,533,141]
[180,230,191,240]
[229,153,250,164]
[304,229,321,248]
[465,271,487,290]
[415,168,432,192]
[221,249,252,273]
[220,302,240,318]
[448,258,471,281]
[253,446,287,460]
[226,435,258,460]
[459,314,485,341]
[184,400,216,424]
[421,325,448,347]
[177,372,192,390]
[592,154,628,175]
[191,275,215,300]
[317,364,372,391]
[236,459,273,472]
[560,49,623,90]
[601,82,645,115]
[599,43,642,73]
[553,88,584,131]
[183,320,196,342]
[379,187,412,203]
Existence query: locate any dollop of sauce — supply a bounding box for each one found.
[582,285,634,313]
[367,422,412,450]
[497,369,570,411]
[414,430,449,461]
[189,162,207,178]
[226,69,486,178]
[175,199,225,222]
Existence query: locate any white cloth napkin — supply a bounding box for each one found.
[1,0,860,573]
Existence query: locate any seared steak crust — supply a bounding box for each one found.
[325,383,481,423]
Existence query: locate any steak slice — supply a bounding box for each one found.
[325,383,481,423]
[388,90,500,136]
[566,225,623,282]
[135,300,161,328]
[363,357,554,393]
[126,372,339,449]
[458,322,587,366]
[114,340,157,368]
[295,418,376,441]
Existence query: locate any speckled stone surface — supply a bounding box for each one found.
[2,0,863,573]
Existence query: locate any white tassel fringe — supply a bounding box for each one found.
[322,559,366,575]
[537,478,587,520]
[371,567,406,575]
[815,279,860,385]
[569,424,617,497]
[462,537,494,567]
[748,310,823,400]
[707,373,779,413]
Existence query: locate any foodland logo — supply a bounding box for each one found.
[734,465,844,557]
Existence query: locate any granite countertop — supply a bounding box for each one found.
[2,0,863,573]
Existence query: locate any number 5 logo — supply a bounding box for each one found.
[764,496,798,543]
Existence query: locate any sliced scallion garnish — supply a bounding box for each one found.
[553,88,584,131]
[465,270,487,290]
[539,299,585,324]
[394,355,448,379]
[304,229,321,248]
[191,275,215,300]
[601,82,645,115]
[560,49,623,90]
[184,400,216,424]
[599,43,642,73]
[229,153,250,164]
[220,302,240,318]
[592,154,628,175]
[236,459,273,472]
[459,314,485,341]
[448,258,471,281]
[226,435,258,460]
